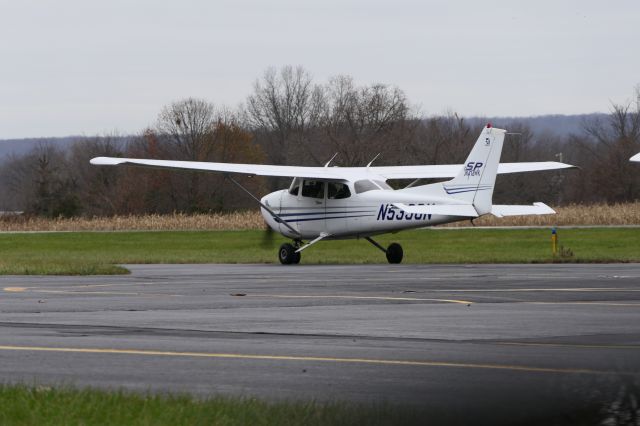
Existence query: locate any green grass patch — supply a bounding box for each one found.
[0,385,426,426]
[0,384,613,426]
[0,228,638,275]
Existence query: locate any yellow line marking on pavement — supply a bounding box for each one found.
[498,342,640,350]
[3,287,181,297]
[246,294,473,305]
[0,345,627,376]
[432,287,640,292]
[525,302,640,307]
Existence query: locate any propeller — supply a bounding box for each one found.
[260,222,276,248]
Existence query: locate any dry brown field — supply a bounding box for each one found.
[0,203,638,232]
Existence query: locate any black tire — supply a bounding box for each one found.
[386,243,403,264]
[292,251,301,264]
[279,243,296,265]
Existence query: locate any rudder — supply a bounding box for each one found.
[443,124,506,215]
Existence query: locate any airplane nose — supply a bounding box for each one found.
[260,191,281,232]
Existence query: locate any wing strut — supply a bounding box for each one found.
[295,232,330,253]
[225,175,301,238]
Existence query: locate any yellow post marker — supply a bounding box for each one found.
[551,227,558,256]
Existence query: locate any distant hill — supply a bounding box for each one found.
[0,113,607,163]
[0,136,130,163]
[466,113,607,138]
[0,136,84,162]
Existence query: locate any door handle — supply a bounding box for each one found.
[315,200,322,205]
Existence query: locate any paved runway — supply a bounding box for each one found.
[1,264,640,418]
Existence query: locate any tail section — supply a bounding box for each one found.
[443,124,506,215]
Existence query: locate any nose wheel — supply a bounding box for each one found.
[278,242,301,265]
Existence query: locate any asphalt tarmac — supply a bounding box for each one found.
[1,264,640,420]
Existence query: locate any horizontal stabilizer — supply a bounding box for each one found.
[631,153,640,162]
[393,203,479,217]
[491,202,555,218]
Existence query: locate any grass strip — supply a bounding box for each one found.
[0,228,638,275]
[0,384,615,426]
[0,384,425,426]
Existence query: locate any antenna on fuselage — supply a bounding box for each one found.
[324,153,339,167]
[366,153,381,168]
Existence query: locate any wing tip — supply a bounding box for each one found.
[90,157,123,166]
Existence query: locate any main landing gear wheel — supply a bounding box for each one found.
[386,243,403,264]
[279,243,301,265]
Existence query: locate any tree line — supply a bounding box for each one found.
[1,66,639,217]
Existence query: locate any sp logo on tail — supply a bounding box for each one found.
[464,161,483,177]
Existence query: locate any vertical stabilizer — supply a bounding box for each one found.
[443,124,506,215]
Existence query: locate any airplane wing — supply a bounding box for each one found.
[370,162,576,179]
[631,153,640,162]
[90,157,575,181]
[392,203,479,217]
[490,202,555,217]
[90,157,347,180]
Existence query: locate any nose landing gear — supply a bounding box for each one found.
[278,242,301,265]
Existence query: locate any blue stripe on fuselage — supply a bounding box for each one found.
[284,214,376,223]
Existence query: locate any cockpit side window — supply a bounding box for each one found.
[289,178,301,196]
[301,180,325,199]
[354,180,379,194]
[327,182,351,199]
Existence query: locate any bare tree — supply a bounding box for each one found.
[68,134,125,216]
[582,87,640,202]
[408,112,472,166]
[245,66,324,167]
[157,98,217,161]
[3,143,79,217]
[116,106,266,213]
[156,98,219,211]
[318,75,415,166]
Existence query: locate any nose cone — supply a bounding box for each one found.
[260,191,282,232]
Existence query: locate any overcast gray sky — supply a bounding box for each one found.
[1,0,639,139]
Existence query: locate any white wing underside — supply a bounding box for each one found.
[631,153,640,162]
[391,202,555,218]
[90,157,575,181]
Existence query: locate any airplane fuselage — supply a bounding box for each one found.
[260,183,464,240]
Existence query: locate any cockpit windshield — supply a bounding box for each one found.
[289,178,301,195]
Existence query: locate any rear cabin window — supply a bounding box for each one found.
[354,180,379,194]
[301,180,325,199]
[327,182,351,199]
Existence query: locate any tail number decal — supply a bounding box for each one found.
[377,204,431,221]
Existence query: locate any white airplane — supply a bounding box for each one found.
[631,153,640,162]
[91,124,575,264]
